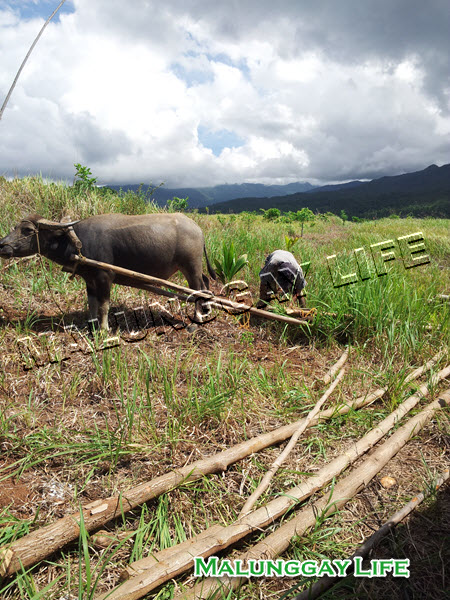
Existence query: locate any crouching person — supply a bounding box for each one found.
[256,250,307,309]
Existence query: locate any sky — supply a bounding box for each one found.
[0,0,449,188]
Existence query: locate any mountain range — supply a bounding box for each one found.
[207,164,450,218]
[108,181,317,208]
[107,163,450,219]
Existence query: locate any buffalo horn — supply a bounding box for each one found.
[37,218,80,229]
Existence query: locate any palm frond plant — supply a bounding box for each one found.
[214,241,249,283]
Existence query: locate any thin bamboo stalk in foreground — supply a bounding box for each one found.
[321,349,349,385]
[239,368,346,517]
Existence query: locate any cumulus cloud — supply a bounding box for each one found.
[0,0,449,186]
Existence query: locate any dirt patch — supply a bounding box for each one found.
[0,478,34,515]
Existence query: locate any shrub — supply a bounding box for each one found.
[261,208,281,220]
[73,163,97,192]
[213,241,249,283]
[295,207,315,236]
[167,196,189,212]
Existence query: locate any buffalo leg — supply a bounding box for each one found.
[183,270,211,321]
[86,273,112,330]
[86,283,99,320]
[97,278,112,330]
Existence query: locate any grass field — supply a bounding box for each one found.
[0,177,449,600]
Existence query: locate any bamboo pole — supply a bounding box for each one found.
[101,370,449,597]
[238,368,346,517]
[293,467,450,600]
[71,255,309,326]
[171,390,450,600]
[0,357,445,577]
[119,525,224,582]
[0,1,68,120]
[321,349,349,385]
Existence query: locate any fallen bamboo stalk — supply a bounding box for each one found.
[321,349,349,385]
[402,348,446,383]
[0,356,444,577]
[172,390,450,600]
[238,368,346,517]
[71,255,309,326]
[293,467,450,600]
[102,369,449,597]
[120,525,224,582]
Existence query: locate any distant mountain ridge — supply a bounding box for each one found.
[108,181,316,208]
[207,164,450,218]
[305,180,364,193]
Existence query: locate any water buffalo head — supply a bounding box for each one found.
[0,215,80,259]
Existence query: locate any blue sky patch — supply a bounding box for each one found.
[11,0,74,22]
[170,61,214,87]
[170,48,250,88]
[198,126,245,156]
[206,52,250,80]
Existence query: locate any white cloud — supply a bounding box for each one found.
[0,0,449,186]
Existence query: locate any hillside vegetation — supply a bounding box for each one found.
[208,163,450,218]
[108,181,315,209]
[0,177,449,600]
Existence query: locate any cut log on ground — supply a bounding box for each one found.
[293,467,450,600]
[0,356,445,578]
[100,371,449,598]
[171,390,450,600]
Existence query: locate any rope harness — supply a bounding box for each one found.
[18,219,85,326]
[15,219,83,255]
[31,219,83,278]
